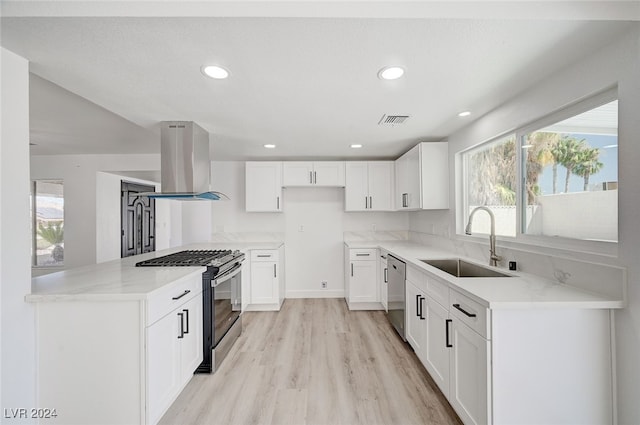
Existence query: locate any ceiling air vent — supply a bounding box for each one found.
[379,114,410,126]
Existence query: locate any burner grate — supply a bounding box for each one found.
[135,250,232,267]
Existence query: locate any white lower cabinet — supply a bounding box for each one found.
[247,247,285,311]
[379,251,389,311]
[147,292,203,425]
[406,264,614,425]
[345,247,381,310]
[405,279,426,354]
[34,273,204,425]
[448,315,490,425]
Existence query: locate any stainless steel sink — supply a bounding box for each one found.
[420,258,512,278]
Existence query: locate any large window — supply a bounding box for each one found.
[31,180,64,267]
[461,90,618,246]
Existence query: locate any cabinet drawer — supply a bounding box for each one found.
[349,249,377,261]
[449,289,490,339]
[251,250,279,262]
[147,274,202,326]
[406,265,427,293]
[426,275,449,308]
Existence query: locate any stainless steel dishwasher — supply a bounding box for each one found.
[386,255,406,340]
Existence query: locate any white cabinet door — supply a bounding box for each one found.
[404,145,421,209]
[283,162,314,186]
[179,294,203,382]
[348,260,377,303]
[147,310,182,425]
[420,142,449,209]
[424,296,450,396]
[405,281,426,354]
[245,162,282,212]
[250,261,278,304]
[345,162,369,211]
[449,317,491,425]
[314,161,345,186]
[379,253,388,311]
[368,161,394,211]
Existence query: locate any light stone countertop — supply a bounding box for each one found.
[346,241,624,310]
[27,242,284,303]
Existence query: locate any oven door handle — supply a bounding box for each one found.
[212,262,243,287]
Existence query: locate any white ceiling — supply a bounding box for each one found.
[1,1,637,160]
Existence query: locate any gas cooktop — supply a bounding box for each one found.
[135,249,240,267]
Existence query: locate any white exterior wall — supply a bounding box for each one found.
[410,26,640,423]
[1,47,37,423]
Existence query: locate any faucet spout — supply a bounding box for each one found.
[465,206,502,267]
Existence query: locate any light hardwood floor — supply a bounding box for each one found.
[159,299,462,425]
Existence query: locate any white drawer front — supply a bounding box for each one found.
[147,274,202,326]
[426,275,449,308]
[251,250,279,262]
[406,265,427,293]
[349,249,377,261]
[449,289,490,339]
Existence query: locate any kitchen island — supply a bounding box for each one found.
[345,240,624,425]
[27,242,282,425]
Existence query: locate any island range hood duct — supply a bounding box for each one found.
[142,121,229,201]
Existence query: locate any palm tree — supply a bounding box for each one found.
[37,221,64,262]
[573,147,603,191]
[524,132,557,203]
[550,136,585,193]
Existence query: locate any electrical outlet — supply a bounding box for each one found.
[321,281,327,289]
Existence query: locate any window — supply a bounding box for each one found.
[463,133,517,237]
[31,180,64,267]
[460,89,618,246]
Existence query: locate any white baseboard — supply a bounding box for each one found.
[346,301,384,311]
[285,289,345,299]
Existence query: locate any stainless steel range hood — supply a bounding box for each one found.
[142,121,229,201]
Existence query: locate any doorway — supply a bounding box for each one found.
[121,181,156,258]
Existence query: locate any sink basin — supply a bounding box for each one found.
[420,258,512,278]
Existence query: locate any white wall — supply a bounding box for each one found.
[1,47,37,423]
[95,172,171,263]
[210,161,409,297]
[410,26,640,423]
[31,154,162,268]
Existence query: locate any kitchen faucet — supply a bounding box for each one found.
[465,206,502,267]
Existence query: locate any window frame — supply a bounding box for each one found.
[457,88,618,257]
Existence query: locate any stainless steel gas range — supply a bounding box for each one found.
[136,249,245,373]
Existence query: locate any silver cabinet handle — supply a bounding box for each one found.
[369,196,372,209]
[365,196,368,209]
[351,263,354,276]
[314,171,317,184]
[384,268,388,283]
[257,254,272,258]
[274,263,277,277]
[277,196,280,209]
[310,171,313,184]
[356,253,370,256]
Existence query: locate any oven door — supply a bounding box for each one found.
[212,262,242,347]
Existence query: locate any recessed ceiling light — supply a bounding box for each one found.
[202,65,229,79]
[264,144,276,149]
[378,66,404,80]
[458,111,471,117]
[350,144,363,149]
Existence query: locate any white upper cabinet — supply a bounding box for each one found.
[345,161,394,211]
[245,162,283,212]
[283,161,345,187]
[395,142,449,210]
